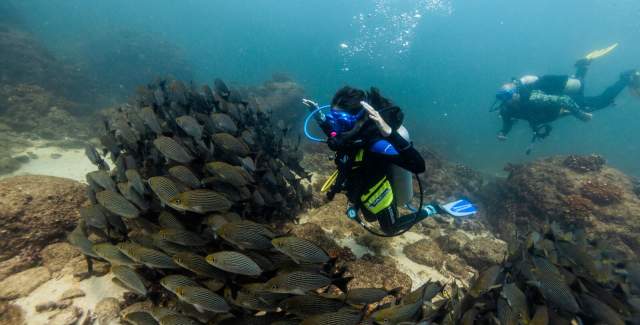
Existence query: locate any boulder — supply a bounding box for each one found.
[458,237,507,270]
[0,175,87,263]
[484,156,640,258]
[48,306,82,325]
[0,302,24,325]
[95,297,121,325]
[344,254,412,295]
[0,254,37,282]
[0,266,51,299]
[40,242,82,274]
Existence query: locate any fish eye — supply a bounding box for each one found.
[271,284,277,289]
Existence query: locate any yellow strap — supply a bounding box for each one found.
[585,43,618,60]
[321,170,339,193]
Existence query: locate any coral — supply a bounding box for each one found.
[563,154,606,173]
[580,180,623,206]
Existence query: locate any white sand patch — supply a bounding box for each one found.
[15,273,127,325]
[2,145,104,182]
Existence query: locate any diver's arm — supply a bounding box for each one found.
[370,131,426,174]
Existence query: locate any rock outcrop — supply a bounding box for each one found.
[0,175,87,263]
[484,155,640,258]
[0,266,51,299]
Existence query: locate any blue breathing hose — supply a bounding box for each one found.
[303,105,331,143]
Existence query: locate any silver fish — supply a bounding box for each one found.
[271,237,329,264]
[206,251,262,276]
[168,165,201,188]
[96,190,140,219]
[112,265,147,296]
[153,136,194,164]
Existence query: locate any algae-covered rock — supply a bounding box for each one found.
[0,266,51,299]
[0,175,87,262]
[40,242,82,274]
[94,297,120,325]
[344,254,412,295]
[0,301,24,325]
[485,155,640,258]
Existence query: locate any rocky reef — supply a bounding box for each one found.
[484,155,640,259]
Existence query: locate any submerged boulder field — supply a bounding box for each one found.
[483,154,640,259]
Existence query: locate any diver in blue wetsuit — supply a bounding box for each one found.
[303,86,434,235]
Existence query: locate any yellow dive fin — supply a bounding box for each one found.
[585,43,618,60]
[321,170,339,193]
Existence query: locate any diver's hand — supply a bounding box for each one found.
[497,133,508,141]
[361,101,392,137]
[302,98,319,110]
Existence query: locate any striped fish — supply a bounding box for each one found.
[153,136,194,163]
[160,275,200,294]
[112,265,147,296]
[345,287,400,305]
[158,211,185,230]
[173,252,226,279]
[300,309,363,325]
[206,251,262,276]
[123,311,158,325]
[86,170,117,192]
[168,165,201,188]
[169,190,232,214]
[157,228,207,246]
[117,182,149,211]
[210,113,237,134]
[226,288,279,312]
[271,237,329,264]
[216,223,273,250]
[175,286,230,313]
[205,162,252,188]
[530,268,580,314]
[96,190,140,219]
[211,133,250,157]
[158,314,200,325]
[279,294,346,317]
[79,205,108,230]
[140,106,162,135]
[93,243,139,267]
[371,297,422,324]
[125,169,146,194]
[152,234,190,255]
[201,279,225,292]
[176,115,203,139]
[149,307,179,322]
[117,242,179,269]
[148,176,180,205]
[262,271,331,295]
[67,224,99,258]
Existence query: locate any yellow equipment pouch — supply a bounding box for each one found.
[360,176,394,214]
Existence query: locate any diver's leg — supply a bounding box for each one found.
[582,72,633,112]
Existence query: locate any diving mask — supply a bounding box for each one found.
[325,107,365,135]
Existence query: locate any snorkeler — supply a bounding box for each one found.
[302,87,476,236]
[492,44,640,143]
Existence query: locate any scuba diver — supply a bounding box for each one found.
[492,43,640,150]
[302,86,476,237]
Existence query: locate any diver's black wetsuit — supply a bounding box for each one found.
[499,65,631,136]
[317,116,425,235]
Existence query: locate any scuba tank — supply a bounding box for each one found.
[389,125,413,207]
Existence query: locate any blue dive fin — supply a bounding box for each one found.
[439,199,477,218]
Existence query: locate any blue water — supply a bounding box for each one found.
[9,0,640,176]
